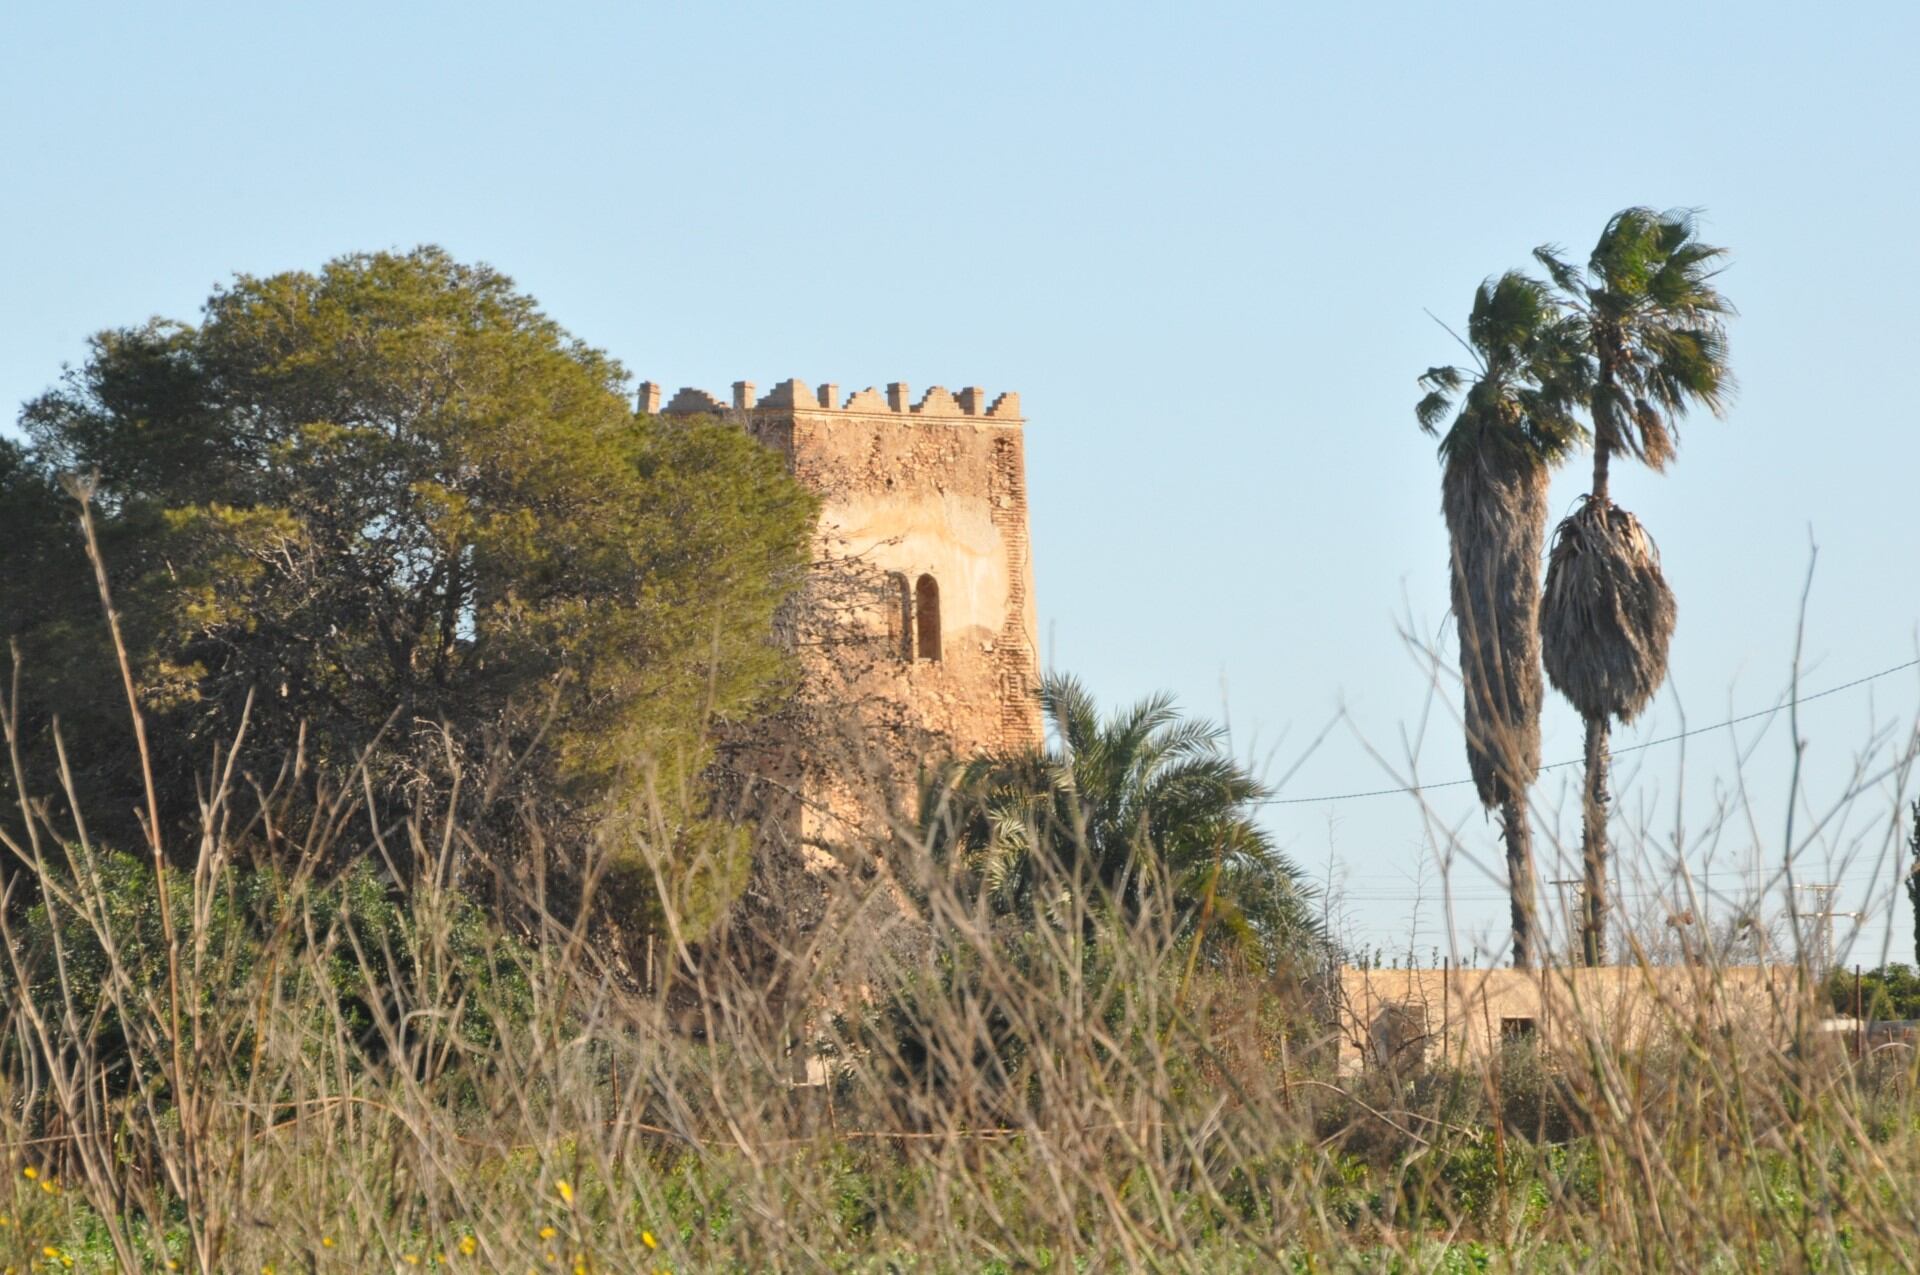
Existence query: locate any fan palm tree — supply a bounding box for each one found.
[1534,208,1733,965]
[917,673,1323,973]
[1417,272,1589,967]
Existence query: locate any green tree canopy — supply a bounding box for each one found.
[5,248,816,926]
[1828,964,1920,1022]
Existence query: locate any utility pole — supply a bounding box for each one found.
[1792,883,1862,982]
[1795,883,1836,979]
[1549,879,1582,966]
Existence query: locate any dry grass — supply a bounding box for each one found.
[0,538,1916,1273]
[2,696,1918,1274]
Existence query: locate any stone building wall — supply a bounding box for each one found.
[649,377,1042,864]
[1333,963,1804,1074]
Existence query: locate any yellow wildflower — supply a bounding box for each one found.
[458,1235,477,1256]
[403,1256,421,1266]
[39,1249,58,1261]
[262,1265,275,1275]
[21,1168,36,1180]
[321,1237,335,1249]
[538,1226,556,1241]
[556,1180,574,1205]
[641,1230,658,1250]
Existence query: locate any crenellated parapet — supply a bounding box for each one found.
[668,361,1043,861]
[641,378,1021,422]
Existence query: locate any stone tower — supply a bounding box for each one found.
[646,377,1042,862]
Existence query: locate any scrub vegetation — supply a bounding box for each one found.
[2,242,1916,1272]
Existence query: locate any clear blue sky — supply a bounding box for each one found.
[5,1,1917,965]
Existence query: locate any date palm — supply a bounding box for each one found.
[1534,208,1732,965]
[1417,272,1588,967]
[918,673,1322,973]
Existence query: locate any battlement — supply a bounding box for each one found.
[684,363,1043,858]
[642,378,1021,422]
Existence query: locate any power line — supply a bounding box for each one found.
[1256,657,1920,808]
[1332,861,1903,908]
[1337,885,1890,906]
[1339,862,1900,895]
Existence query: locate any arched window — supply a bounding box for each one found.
[914,574,942,662]
[883,572,912,661]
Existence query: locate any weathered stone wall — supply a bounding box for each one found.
[653,377,1042,862]
[1333,964,1805,1074]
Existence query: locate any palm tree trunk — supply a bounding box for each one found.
[1581,415,1614,967]
[1501,794,1536,968]
[1579,714,1611,966]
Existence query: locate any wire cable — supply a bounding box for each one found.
[1257,657,1920,807]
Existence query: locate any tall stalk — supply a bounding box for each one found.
[69,477,206,1270]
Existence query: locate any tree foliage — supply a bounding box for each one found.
[1533,207,1733,485]
[916,673,1324,973]
[1416,271,1589,474]
[1828,963,1920,1022]
[3,248,816,935]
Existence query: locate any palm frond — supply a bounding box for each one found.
[1039,673,1101,756]
[1535,208,1733,477]
[1415,389,1454,435]
[1423,271,1591,470]
[1532,244,1586,298]
[918,674,1326,970]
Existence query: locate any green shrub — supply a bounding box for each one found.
[1828,964,1920,1020]
[12,848,532,1091]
